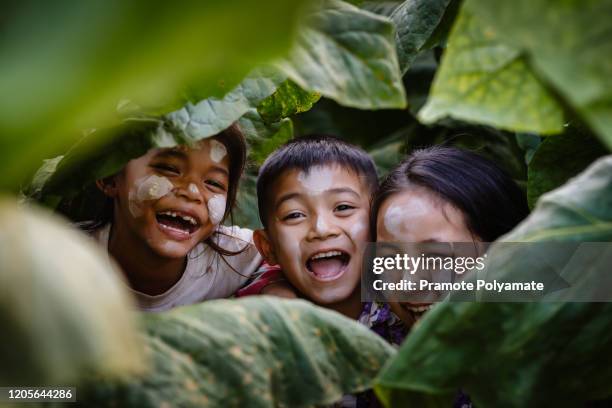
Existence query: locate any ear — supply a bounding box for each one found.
[96,176,118,198]
[253,229,278,265]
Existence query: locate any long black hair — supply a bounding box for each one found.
[371,146,529,242]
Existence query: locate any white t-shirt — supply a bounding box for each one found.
[94,224,262,312]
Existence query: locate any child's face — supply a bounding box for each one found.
[375,187,476,325]
[107,138,230,258]
[376,188,474,243]
[257,165,371,305]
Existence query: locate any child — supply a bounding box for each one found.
[370,146,529,326]
[370,146,529,407]
[92,122,262,311]
[243,135,407,344]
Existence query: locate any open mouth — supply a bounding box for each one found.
[400,303,433,320]
[155,210,200,239]
[305,250,350,281]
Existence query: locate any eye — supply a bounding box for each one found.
[205,179,226,191]
[335,204,356,212]
[152,163,179,175]
[282,212,305,221]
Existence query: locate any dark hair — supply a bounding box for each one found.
[203,122,247,256]
[257,134,378,227]
[371,146,529,242]
[77,122,247,256]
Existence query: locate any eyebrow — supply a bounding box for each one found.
[275,192,302,211]
[274,187,361,211]
[209,165,229,177]
[154,149,188,160]
[327,187,361,198]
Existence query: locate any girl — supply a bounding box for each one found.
[370,145,529,327]
[91,122,262,311]
[369,146,529,407]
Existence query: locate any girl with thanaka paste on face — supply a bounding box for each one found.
[370,146,529,328]
[91,122,262,311]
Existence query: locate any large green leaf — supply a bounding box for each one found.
[166,67,287,141]
[33,119,163,211]
[79,297,396,407]
[30,73,312,222]
[467,0,612,150]
[278,0,407,109]
[374,156,612,407]
[257,80,321,124]
[232,171,262,229]
[240,112,295,166]
[0,199,143,386]
[418,8,565,135]
[390,0,453,73]
[509,156,612,242]
[527,128,607,209]
[30,67,292,198]
[0,0,307,191]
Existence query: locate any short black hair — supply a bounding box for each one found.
[371,146,529,242]
[257,135,378,227]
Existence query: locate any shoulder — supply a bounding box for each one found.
[203,225,263,278]
[212,225,255,250]
[89,223,111,248]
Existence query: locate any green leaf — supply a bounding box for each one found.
[20,156,65,202]
[527,128,607,209]
[37,119,163,201]
[167,67,287,141]
[29,67,290,212]
[390,0,453,73]
[278,0,407,109]
[418,8,565,135]
[240,112,295,166]
[515,132,541,165]
[0,199,143,386]
[466,0,612,149]
[235,109,296,229]
[0,0,307,191]
[374,156,612,407]
[232,172,262,230]
[79,297,396,407]
[510,155,612,242]
[257,80,321,124]
[368,134,407,176]
[360,1,403,17]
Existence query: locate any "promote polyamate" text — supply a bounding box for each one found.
[373,279,545,292]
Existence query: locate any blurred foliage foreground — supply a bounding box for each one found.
[2,0,612,406]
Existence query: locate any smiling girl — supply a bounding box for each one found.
[91,123,261,311]
[371,146,529,327]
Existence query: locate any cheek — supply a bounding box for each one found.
[206,195,226,225]
[271,225,305,262]
[128,175,174,217]
[347,218,368,242]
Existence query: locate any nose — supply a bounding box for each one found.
[307,214,341,241]
[176,180,203,204]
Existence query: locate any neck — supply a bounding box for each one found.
[325,287,363,320]
[107,223,186,296]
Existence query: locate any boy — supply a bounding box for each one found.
[243,135,378,319]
